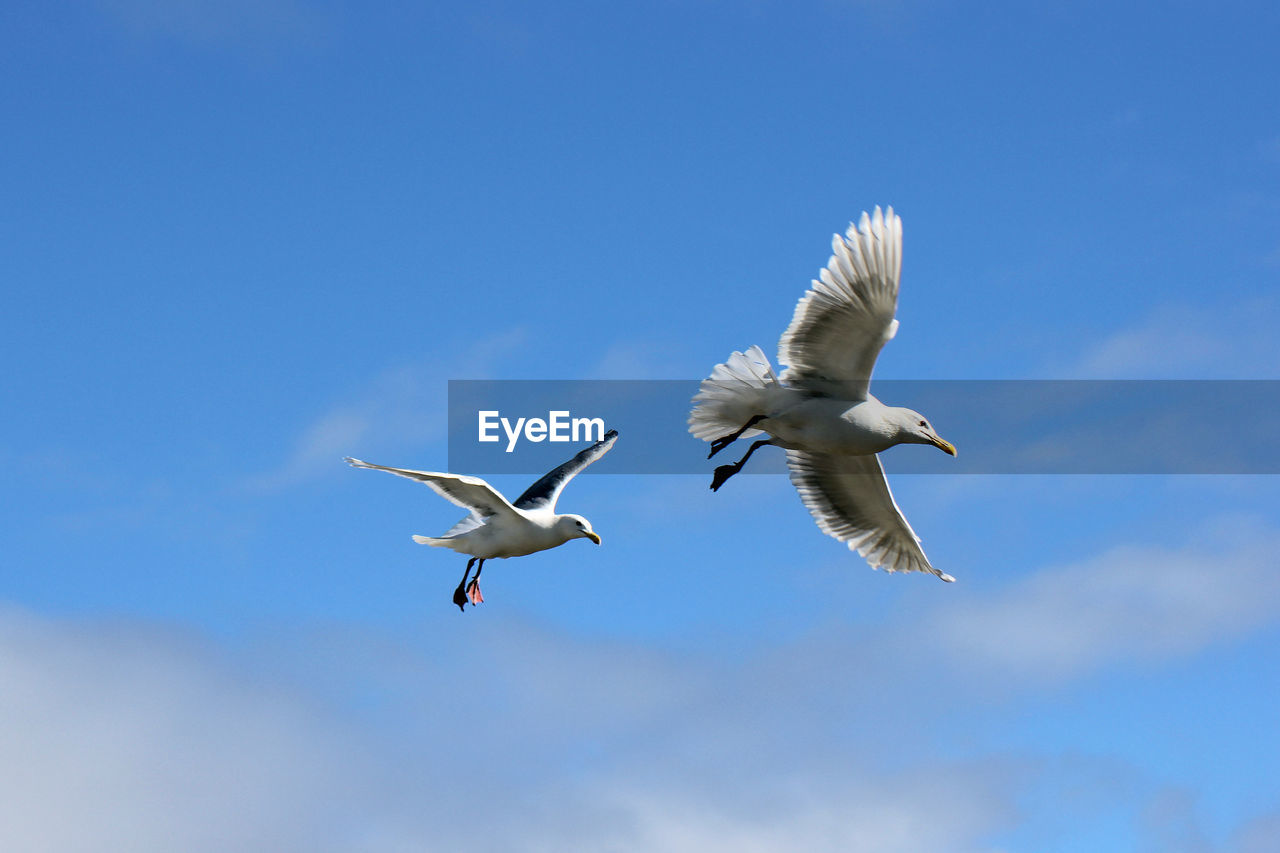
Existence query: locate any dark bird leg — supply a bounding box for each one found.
[711,439,771,492]
[466,559,486,605]
[453,558,477,611]
[708,414,766,459]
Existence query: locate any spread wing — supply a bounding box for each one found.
[785,449,954,581]
[777,206,902,401]
[344,457,520,521]
[513,429,618,512]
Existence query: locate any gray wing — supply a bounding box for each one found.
[785,449,954,581]
[441,514,484,538]
[344,457,520,520]
[777,207,902,401]
[513,429,618,512]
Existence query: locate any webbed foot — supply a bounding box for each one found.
[709,435,736,458]
[710,463,740,492]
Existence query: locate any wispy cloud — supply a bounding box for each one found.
[1067,298,1280,379]
[590,338,692,379]
[0,603,1022,853]
[0,607,373,852]
[1236,811,1280,853]
[242,368,435,492]
[928,521,1280,681]
[244,328,527,491]
[581,764,1019,853]
[6,512,1280,853]
[1259,135,1280,166]
[5,513,1280,851]
[97,0,333,49]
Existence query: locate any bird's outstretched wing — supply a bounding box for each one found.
[513,429,618,512]
[344,458,519,520]
[785,449,954,581]
[777,206,902,401]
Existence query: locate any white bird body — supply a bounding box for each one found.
[346,429,618,608]
[690,207,958,581]
[755,396,903,456]
[414,507,586,560]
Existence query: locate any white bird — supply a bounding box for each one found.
[345,429,617,610]
[689,207,958,581]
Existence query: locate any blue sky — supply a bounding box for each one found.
[3,1,1280,850]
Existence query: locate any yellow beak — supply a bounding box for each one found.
[585,531,602,545]
[931,436,958,457]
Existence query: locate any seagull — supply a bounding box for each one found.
[689,207,958,581]
[345,429,617,610]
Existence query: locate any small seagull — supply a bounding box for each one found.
[690,207,958,581]
[345,429,617,610]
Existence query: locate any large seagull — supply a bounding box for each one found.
[689,207,958,581]
[346,429,618,609]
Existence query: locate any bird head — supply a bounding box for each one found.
[894,408,957,456]
[558,514,602,545]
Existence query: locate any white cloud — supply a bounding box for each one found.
[1259,135,1280,166]
[1140,788,1213,853]
[0,608,374,853]
[0,586,1051,853]
[0,604,1023,853]
[5,518,1280,851]
[1067,298,1280,379]
[245,328,527,490]
[1235,811,1280,853]
[247,408,374,490]
[97,0,331,48]
[582,765,1018,853]
[928,523,1280,680]
[590,338,691,379]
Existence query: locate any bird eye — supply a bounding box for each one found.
[918,420,927,427]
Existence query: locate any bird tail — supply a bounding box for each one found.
[412,534,457,549]
[688,345,785,442]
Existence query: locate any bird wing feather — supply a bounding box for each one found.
[777,206,902,401]
[513,429,618,512]
[344,458,519,520]
[785,449,953,581]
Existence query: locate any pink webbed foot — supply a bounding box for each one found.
[466,580,484,605]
